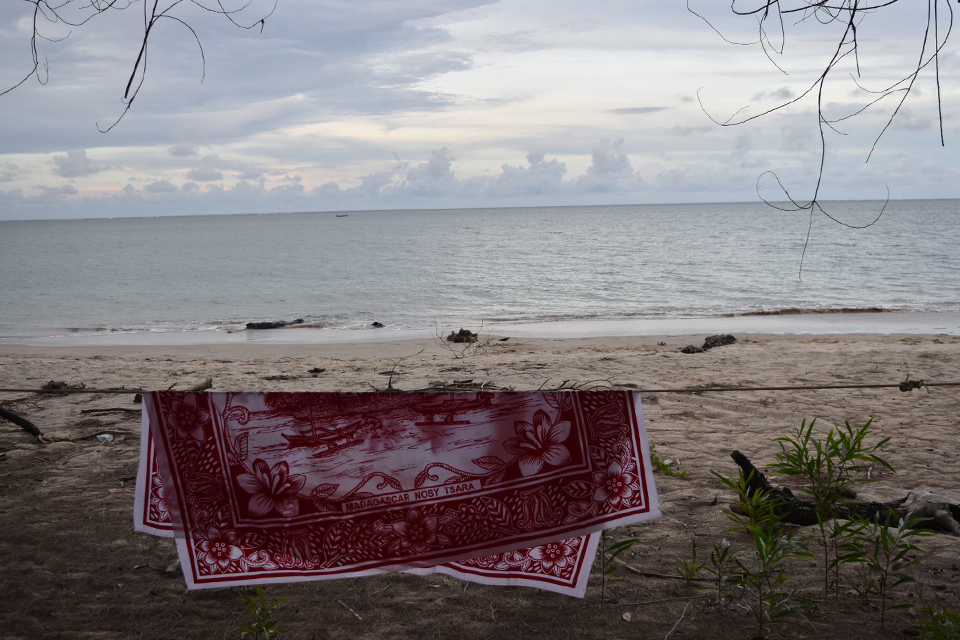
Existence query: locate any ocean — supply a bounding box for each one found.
[1,200,958,344]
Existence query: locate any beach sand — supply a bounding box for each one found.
[1,332,959,639]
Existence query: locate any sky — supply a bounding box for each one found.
[0,0,958,220]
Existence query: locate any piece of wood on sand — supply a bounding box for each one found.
[730,450,960,535]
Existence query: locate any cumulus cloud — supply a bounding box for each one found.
[52,149,106,178]
[186,168,224,182]
[577,138,641,192]
[143,180,178,193]
[491,151,567,196]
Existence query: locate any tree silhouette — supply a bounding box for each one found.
[690,0,954,274]
[3,0,277,132]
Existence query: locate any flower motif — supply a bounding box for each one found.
[197,527,244,573]
[529,540,577,575]
[388,509,447,554]
[592,460,638,508]
[165,394,210,442]
[150,482,169,523]
[504,409,572,476]
[236,459,306,517]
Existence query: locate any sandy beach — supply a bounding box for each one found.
[1,330,959,639]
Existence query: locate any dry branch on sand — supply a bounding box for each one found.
[729,449,960,534]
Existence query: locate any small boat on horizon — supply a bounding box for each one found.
[335,214,349,217]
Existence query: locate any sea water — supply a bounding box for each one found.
[1,200,958,342]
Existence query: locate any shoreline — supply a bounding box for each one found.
[1,310,958,350]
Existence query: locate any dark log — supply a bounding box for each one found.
[729,450,960,535]
[0,404,45,441]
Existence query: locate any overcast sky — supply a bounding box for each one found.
[0,0,957,220]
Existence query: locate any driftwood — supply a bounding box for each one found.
[0,404,46,441]
[187,378,213,392]
[730,450,960,535]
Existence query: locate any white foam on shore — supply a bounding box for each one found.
[2,311,958,347]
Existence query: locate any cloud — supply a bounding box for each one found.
[576,138,641,192]
[167,144,199,157]
[0,163,19,182]
[606,107,668,115]
[36,184,79,195]
[490,151,567,196]
[143,180,179,193]
[186,168,224,182]
[52,149,106,178]
[670,124,712,137]
[238,168,264,181]
[752,87,795,102]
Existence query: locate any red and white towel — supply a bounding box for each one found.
[135,390,659,597]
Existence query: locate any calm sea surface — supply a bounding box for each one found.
[1,200,958,340]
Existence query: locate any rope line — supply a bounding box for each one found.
[1,382,958,395]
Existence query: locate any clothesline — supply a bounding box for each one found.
[1,381,958,395]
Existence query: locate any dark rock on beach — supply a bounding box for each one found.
[372,322,385,328]
[681,334,737,354]
[703,334,737,349]
[245,318,304,330]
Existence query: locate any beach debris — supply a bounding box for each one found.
[189,378,213,392]
[728,450,960,535]
[899,377,925,392]
[681,334,737,354]
[372,321,385,328]
[906,492,960,536]
[80,407,140,415]
[0,403,48,442]
[446,328,478,343]
[703,334,737,349]
[262,374,298,381]
[37,380,85,396]
[96,433,115,444]
[245,318,304,330]
[307,367,326,374]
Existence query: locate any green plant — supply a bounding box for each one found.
[917,607,960,640]
[717,470,812,638]
[650,444,688,479]
[841,511,933,629]
[237,584,289,639]
[594,529,639,605]
[703,538,741,604]
[676,537,741,605]
[675,540,702,584]
[771,417,893,598]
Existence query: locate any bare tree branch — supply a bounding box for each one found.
[691,0,953,277]
[4,0,277,130]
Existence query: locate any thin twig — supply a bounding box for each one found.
[664,602,692,640]
[336,599,363,621]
